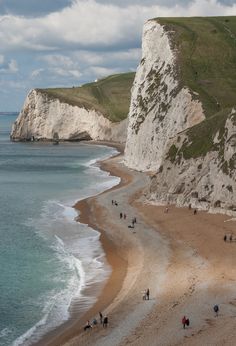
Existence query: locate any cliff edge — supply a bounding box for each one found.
[124,17,236,213]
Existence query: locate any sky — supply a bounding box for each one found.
[0,0,236,111]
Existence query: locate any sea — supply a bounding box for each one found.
[0,113,120,346]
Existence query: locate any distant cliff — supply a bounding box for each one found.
[124,17,236,214]
[11,73,134,143]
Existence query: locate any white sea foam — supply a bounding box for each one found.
[0,328,12,339]
[57,203,78,223]
[54,234,86,294]
[13,145,119,346]
[12,232,102,346]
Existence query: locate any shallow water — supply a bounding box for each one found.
[0,114,119,346]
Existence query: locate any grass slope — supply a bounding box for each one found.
[157,16,236,118]
[38,72,135,122]
[155,17,236,160]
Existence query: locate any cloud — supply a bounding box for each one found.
[0,55,4,64]
[35,48,140,83]
[8,59,18,72]
[40,54,75,67]
[30,54,82,81]
[0,0,235,17]
[96,0,236,6]
[71,48,141,68]
[31,68,44,78]
[0,80,24,90]
[38,54,81,78]
[1,0,235,54]
[49,67,81,78]
[0,55,18,73]
[88,66,123,78]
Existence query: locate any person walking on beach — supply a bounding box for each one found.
[213,304,219,317]
[99,311,103,324]
[186,318,190,327]
[124,213,126,220]
[224,234,227,242]
[84,320,92,331]
[92,318,98,326]
[182,316,187,329]
[230,234,233,242]
[146,288,150,300]
[120,212,123,219]
[103,315,108,328]
[194,209,197,215]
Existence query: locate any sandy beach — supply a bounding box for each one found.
[40,149,236,346]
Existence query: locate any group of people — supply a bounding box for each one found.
[182,304,219,330]
[112,199,137,229]
[224,234,234,242]
[142,288,150,300]
[181,316,190,329]
[84,312,108,331]
[120,212,127,219]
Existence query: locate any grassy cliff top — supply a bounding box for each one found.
[37,72,135,122]
[155,16,236,118]
[154,16,236,162]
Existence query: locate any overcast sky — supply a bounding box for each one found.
[1,0,236,111]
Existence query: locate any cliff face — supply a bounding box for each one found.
[11,89,127,143]
[148,109,236,213]
[124,20,205,171]
[124,17,236,214]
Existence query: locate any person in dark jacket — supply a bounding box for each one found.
[103,315,108,328]
[214,304,219,317]
[99,311,103,324]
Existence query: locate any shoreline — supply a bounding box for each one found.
[34,140,236,346]
[34,142,130,346]
[64,151,236,346]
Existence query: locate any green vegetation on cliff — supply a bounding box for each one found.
[38,72,135,122]
[157,17,236,161]
[157,16,236,118]
[180,108,231,159]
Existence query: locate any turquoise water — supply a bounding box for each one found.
[0,114,119,345]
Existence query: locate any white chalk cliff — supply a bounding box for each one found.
[11,89,127,143]
[124,20,236,214]
[147,109,236,213]
[124,20,205,171]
